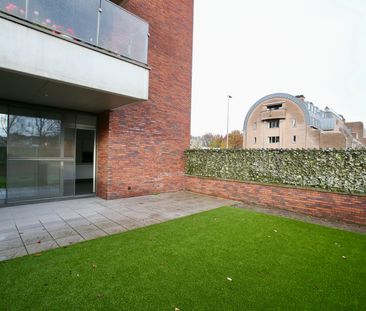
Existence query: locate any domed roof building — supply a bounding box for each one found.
[243,93,365,149]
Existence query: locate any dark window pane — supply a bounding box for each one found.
[63,161,75,196]
[64,128,75,158]
[7,160,61,201]
[38,161,61,197]
[76,114,97,128]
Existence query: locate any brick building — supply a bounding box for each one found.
[243,93,366,149]
[0,0,193,204]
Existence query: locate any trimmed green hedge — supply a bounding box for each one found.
[185,149,366,195]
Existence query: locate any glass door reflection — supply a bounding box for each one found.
[6,106,76,202]
[0,103,96,205]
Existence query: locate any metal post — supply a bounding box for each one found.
[226,95,232,148]
[25,0,29,19]
[96,1,103,46]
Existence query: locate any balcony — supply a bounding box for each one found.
[0,0,149,112]
[320,118,335,131]
[260,109,286,121]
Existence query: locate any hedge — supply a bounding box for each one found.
[185,149,366,195]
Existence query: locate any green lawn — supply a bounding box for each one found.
[1,207,365,311]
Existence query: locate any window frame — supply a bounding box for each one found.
[268,136,280,144]
[292,119,297,128]
[268,119,280,128]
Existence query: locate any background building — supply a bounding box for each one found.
[243,93,366,149]
[0,0,193,204]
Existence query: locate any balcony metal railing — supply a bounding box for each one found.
[320,118,335,131]
[0,0,149,64]
[260,109,286,121]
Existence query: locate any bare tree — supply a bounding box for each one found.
[34,117,60,138]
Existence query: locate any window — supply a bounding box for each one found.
[268,136,280,144]
[253,122,257,130]
[254,137,257,144]
[268,120,280,128]
[267,104,282,110]
[292,135,297,143]
[292,119,297,128]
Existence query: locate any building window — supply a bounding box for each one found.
[254,137,257,144]
[292,119,297,128]
[253,122,257,130]
[267,104,282,110]
[292,135,297,143]
[268,120,280,128]
[268,136,280,144]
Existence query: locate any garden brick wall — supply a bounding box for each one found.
[185,176,366,226]
[185,149,366,195]
[97,0,193,199]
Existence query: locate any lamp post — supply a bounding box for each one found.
[226,95,232,148]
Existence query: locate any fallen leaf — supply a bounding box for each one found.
[34,253,42,257]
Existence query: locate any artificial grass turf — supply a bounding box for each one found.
[0,207,365,311]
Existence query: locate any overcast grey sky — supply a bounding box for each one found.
[191,0,366,136]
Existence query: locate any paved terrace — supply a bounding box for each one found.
[0,192,238,261]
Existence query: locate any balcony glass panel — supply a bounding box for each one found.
[28,0,99,44]
[0,0,26,19]
[0,0,149,64]
[99,0,149,64]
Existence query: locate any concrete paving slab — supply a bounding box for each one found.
[0,191,238,261]
[20,231,53,245]
[49,228,79,240]
[0,230,20,242]
[26,241,58,254]
[0,238,23,251]
[79,229,107,240]
[56,235,84,247]
[0,247,27,261]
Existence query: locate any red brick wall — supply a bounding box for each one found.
[96,111,110,199]
[185,176,366,226]
[97,1,193,199]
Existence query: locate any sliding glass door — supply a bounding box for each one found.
[0,102,96,204]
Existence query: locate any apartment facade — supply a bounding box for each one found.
[243,93,366,149]
[0,0,193,205]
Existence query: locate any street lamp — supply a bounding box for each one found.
[226,95,232,148]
